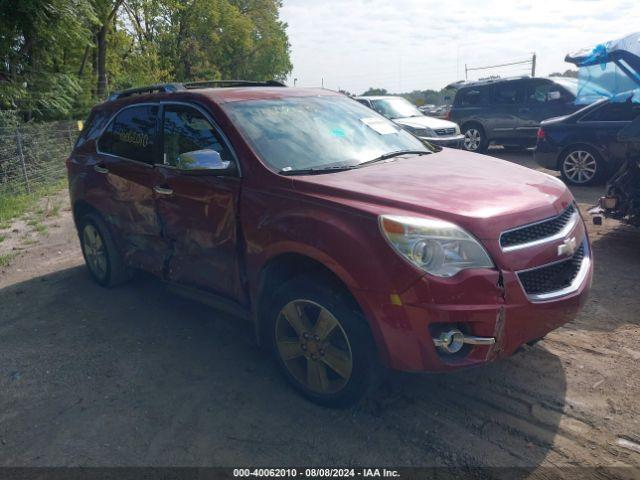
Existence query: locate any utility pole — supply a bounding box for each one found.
[531,52,537,77]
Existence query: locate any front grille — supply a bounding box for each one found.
[435,127,456,136]
[518,243,585,296]
[500,204,576,249]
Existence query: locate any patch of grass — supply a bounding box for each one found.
[49,203,61,218]
[0,253,15,268]
[33,223,48,235]
[0,234,5,243]
[0,179,67,226]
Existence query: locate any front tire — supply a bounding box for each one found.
[79,213,130,287]
[268,274,379,408]
[559,146,604,186]
[462,124,488,153]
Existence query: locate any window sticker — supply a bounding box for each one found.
[360,117,398,135]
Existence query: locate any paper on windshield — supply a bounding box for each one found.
[360,117,398,135]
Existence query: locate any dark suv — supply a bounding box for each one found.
[449,76,584,153]
[67,81,592,407]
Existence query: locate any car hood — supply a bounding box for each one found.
[292,149,573,241]
[392,115,458,130]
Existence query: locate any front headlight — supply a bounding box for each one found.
[402,125,435,137]
[379,215,494,277]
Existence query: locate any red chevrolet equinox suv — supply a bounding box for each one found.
[67,81,592,407]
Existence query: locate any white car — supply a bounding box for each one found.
[355,95,464,147]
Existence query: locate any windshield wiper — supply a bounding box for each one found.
[359,149,430,167]
[279,165,359,176]
[279,150,430,175]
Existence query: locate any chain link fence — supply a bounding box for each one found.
[0,121,79,195]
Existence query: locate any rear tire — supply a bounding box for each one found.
[78,213,130,288]
[559,146,604,186]
[267,274,380,408]
[462,124,489,153]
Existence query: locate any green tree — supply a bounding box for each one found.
[0,0,95,117]
[361,87,388,96]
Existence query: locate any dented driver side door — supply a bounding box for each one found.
[153,102,243,302]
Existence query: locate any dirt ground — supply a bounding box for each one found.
[1,149,639,473]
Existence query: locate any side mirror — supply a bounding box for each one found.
[175,149,234,174]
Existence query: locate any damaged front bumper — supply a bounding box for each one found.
[353,261,593,372]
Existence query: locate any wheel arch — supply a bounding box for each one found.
[255,253,359,330]
[72,199,102,229]
[461,120,487,135]
[254,252,370,348]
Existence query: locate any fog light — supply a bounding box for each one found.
[602,196,617,209]
[433,329,496,354]
[433,329,465,354]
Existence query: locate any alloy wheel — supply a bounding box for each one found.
[464,128,481,151]
[275,299,353,395]
[82,224,108,281]
[562,150,597,184]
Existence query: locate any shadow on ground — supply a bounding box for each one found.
[0,266,566,470]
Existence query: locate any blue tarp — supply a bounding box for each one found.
[565,32,640,104]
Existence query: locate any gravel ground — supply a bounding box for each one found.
[0,149,639,474]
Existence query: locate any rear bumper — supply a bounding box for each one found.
[419,134,464,148]
[354,247,592,372]
[533,142,561,170]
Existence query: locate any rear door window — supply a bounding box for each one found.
[162,104,232,168]
[457,88,485,106]
[98,105,159,164]
[493,83,525,105]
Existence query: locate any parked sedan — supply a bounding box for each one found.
[534,91,640,185]
[355,96,464,147]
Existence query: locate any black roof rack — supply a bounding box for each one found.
[107,79,286,101]
[183,79,286,89]
[445,75,530,90]
[107,83,184,101]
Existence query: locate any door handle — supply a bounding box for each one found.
[94,165,109,174]
[154,186,173,195]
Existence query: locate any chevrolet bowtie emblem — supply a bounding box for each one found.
[558,236,577,257]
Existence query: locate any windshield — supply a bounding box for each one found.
[223,95,429,172]
[370,97,423,119]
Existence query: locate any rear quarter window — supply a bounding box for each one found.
[75,109,111,148]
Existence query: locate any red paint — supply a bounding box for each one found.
[68,87,592,372]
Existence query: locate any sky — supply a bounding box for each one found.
[280,0,640,94]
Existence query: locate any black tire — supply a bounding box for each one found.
[267,274,380,408]
[78,213,130,288]
[462,123,489,153]
[559,146,605,186]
